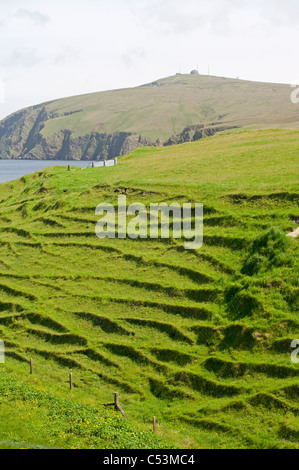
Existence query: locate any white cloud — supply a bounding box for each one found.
[54,46,81,65]
[122,47,148,68]
[1,48,42,68]
[0,79,5,104]
[12,8,50,25]
[258,0,299,28]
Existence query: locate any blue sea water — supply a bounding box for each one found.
[0,160,90,185]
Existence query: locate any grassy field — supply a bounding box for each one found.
[0,128,298,449]
[0,372,169,449]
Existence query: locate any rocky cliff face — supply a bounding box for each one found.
[164,124,239,146]
[0,105,157,160]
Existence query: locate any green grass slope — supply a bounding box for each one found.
[0,129,298,449]
[0,372,169,449]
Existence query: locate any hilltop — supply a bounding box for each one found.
[0,74,298,161]
[0,129,298,449]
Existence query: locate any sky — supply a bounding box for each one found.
[0,0,299,120]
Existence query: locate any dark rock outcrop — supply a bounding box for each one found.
[0,105,157,161]
[164,124,239,146]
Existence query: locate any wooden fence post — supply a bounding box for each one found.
[102,393,128,419]
[114,392,119,411]
[69,371,73,391]
[113,392,128,419]
[30,358,33,375]
[68,164,71,171]
[153,416,156,433]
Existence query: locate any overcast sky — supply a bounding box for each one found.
[0,0,298,120]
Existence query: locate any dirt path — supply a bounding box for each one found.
[287,227,299,238]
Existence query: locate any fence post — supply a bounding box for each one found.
[153,416,156,433]
[0,341,4,364]
[30,358,33,375]
[68,164,71,171]
[92,161,95,168]
[114,392,119,411]
[114,158,117,165]
[69,371,73,391]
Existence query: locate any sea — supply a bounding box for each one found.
[0,160,90,185]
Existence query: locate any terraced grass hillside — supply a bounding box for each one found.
[0,129,298,449]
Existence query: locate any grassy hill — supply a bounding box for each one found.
[0,129,298,449]
[0,372,169,449]
[0,74,299,161]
